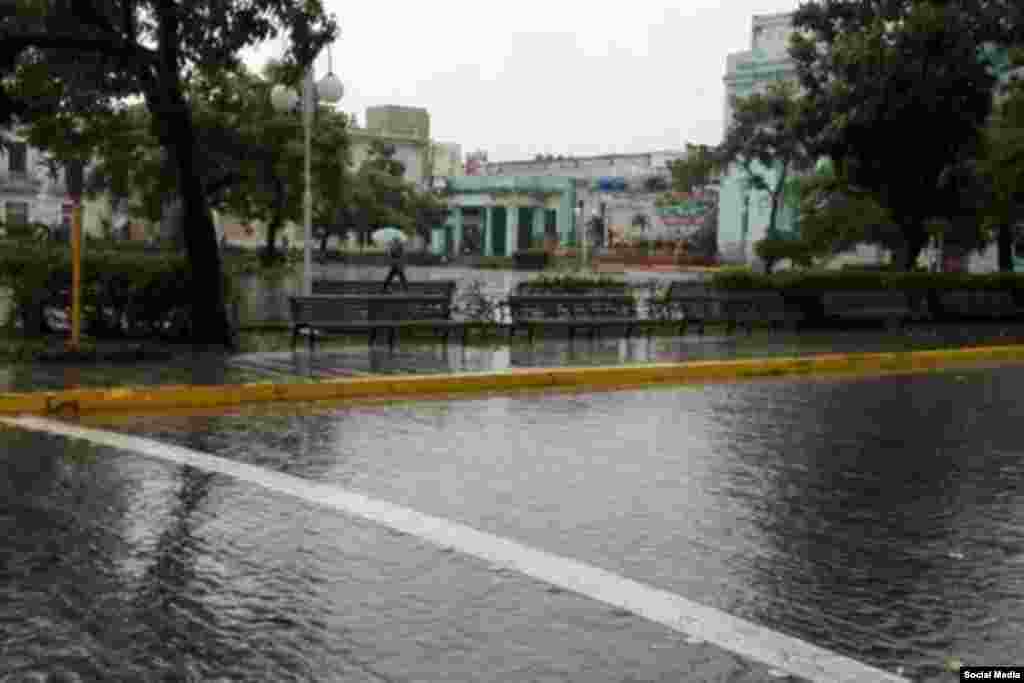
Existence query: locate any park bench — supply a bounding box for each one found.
[933,289,1022,321]
[820,290,912,328]
[718,290,803,333]
[312,279,457,301]
[649,281,718,335]
[289,294,457,352]
[652,282,802,335]
[514,281,629,296]
[506,294,650,343]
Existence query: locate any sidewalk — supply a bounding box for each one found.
[4,323,1024,393]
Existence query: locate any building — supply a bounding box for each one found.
[348,105,433,189]
[430,142,463,180]
[0,128,124,239]
[717,13,803,267]
[431,175,576,257]
[469,150,698,248]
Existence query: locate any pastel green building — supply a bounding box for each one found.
[718,12,801,267]
[430,176,578,257]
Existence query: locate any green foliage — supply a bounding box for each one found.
[667,143,717,194]
[519,273,627,292]
[789,0,1013,268]
[754,234,815,269]
[710,268,1024,293]
[0,244,238,339]
[719,80,814,252]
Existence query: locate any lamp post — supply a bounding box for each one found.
[574,200,584,271]
[270,48,344,296]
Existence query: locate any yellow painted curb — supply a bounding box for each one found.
[2,344,1024,418]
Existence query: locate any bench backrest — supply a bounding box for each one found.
[290,295,452,324]
[719,290,788,313]
[507,295,637,321]
[514,282,629,296]
[822,290,909,311]
[666,281,712,298]
[312,279,457,300]
[939,290,1016,314]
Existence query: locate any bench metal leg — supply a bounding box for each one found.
[308,328,315,353]
[369,328,376,346]
[291,326,300,351]
[388,327,397,352]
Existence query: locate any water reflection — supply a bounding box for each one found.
[705,372,1024,679]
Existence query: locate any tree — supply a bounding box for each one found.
[0,0,338,347]
[790,0,1020,269]
[408,191,450,249]
[349,141,414,247]
[979,53,1024,270]
[667,143,716,194]
[718,80,815,273]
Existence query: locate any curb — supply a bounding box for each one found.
[3,344,1024,417]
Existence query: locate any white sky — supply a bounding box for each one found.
[242,1,799,162]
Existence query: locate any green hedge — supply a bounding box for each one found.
[710,268,1024,293]
[0,245,237,339]
[518,273,628,293]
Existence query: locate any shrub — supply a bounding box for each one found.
[0,244,237,339]
[519,273,627,293]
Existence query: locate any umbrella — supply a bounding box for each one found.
[371,227,407,245]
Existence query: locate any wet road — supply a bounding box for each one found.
[4,366,1024,680]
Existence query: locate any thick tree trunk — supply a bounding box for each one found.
[997,222,1014,272]
[150,1,234,349]
[175,127,235,347]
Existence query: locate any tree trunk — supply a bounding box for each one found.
[150,1,234,349]
[997,222,1014,272]
[260,174,285,266]
[902,232,929,271]
[175,125,235,347]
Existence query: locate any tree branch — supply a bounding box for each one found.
[2,32,157,64]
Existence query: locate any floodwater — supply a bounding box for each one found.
[3,366,1023,681]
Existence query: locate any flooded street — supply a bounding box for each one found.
[3,365,1022,680]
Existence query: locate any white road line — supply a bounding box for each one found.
[2,415,908,683]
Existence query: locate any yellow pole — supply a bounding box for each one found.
[69,200,82,351]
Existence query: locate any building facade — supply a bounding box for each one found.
[431,176,576,257]
[472,150,695,247]
[717,13,802,267]
[430,142,463,180]
[348,105,433,190]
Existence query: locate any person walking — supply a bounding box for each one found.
[382,236,409,292]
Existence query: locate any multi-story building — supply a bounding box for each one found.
[0,129,125,239]
[717,12,804,267]
[430,142,463,181]
[348,105,433,190]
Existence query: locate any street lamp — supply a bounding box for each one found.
[270,47,344,296]
[574,200,585,271]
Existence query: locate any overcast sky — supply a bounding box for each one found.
[242,1,799,162]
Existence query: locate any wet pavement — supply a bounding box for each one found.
[232,324,1024,381]
[3,427,805,683]
[3,266,1024,681]
[4,365,1024,681]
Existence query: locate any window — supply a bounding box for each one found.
[5,201,29,225]
[7,142,27,174]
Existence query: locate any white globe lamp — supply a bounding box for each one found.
[317,72,344,103]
